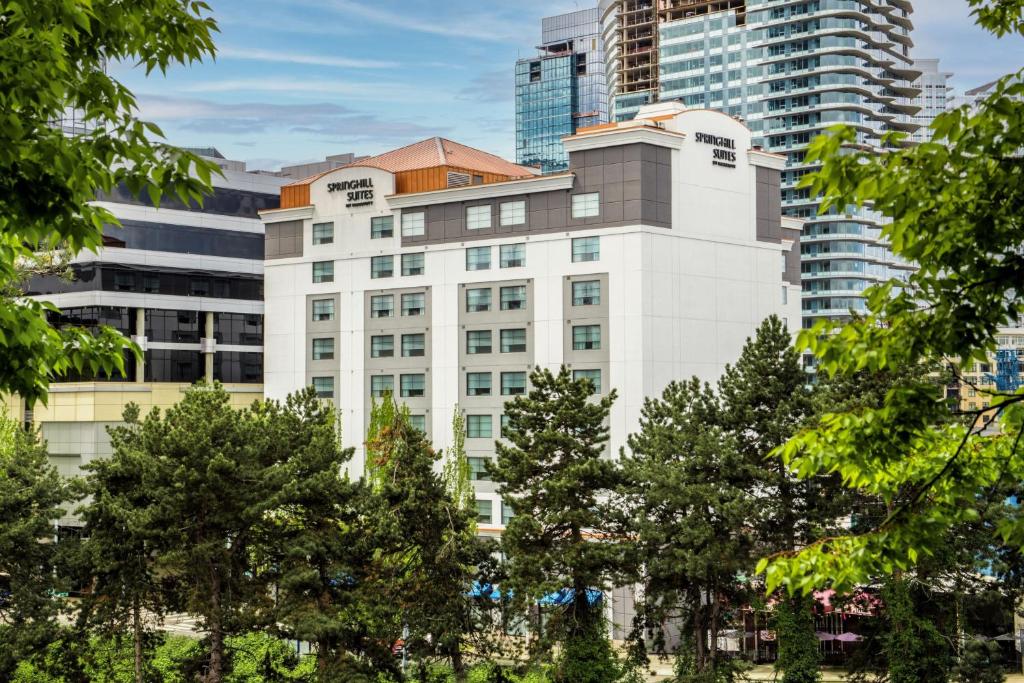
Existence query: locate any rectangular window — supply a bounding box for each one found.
[312,222,334,245]
[312,376,334,399]
[572,280,601,306]
[467,372,492,396]
[466,246,491,271]
[370,335,393,358]
[572,237,600,263]
[371,215,394,239]
[467,330,492,354]
[370,375,394,397]
[408,414,426,432]
[572,325,601,351]
[400,373,425,398]
[371,255,393,279]
[401,292,425,316]
[402,211,425,237]
[468,456,491,481]
[501,372,527,396]
[370,294,393,318]
[500,243,526,268]
[401,252,424,276]
[500,329,527,353]
[312,337,335,360]
[466,205,492,230]
[312,298,335,321]
[500,200,526,226]
[571,193,600,218]
[573,369,601,393]
[466,287,492,312]
[467,414,492,439]
[312,261,334,283]
[500,414,510,438]
[500,286,527,311]
[502,502,514,525]
[782,286,788,305]
[475,499,493,525]
[402,333,425,357]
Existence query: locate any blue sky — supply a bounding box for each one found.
[116,0,1024,171]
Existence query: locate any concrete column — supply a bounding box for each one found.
[134,308,145,383]
[204,312,215,382]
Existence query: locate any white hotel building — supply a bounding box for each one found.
[261,104,801,530]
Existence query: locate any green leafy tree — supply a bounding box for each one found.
[490,367,621,682]
[0,0,221,404]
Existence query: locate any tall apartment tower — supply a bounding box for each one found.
[910,59,954,143]
[515,8,609,174]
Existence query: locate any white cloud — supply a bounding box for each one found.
[217,45,398,69]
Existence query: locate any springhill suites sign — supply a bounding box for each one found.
[694,132,737,169]
[327,178,374,207]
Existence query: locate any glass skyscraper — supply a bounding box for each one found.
[515,8,609,173]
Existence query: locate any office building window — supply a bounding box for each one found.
[475,499,493,525]
[573,369,601,393]
[402,252,424,276]
[571,193,600,218]
[312,376,334,399]
[467,414,492,439]
[500,285,527,311]
[146,310,200,343]
[467,330,492,354]
[467,372,492,396]
[501,372,527,396]
[311,296,335,321]
[466,205,492,230]
[572,237,599,262]
[401,292,425,316]
[572,280,600,306]
[312,261,334,283]
[371,215,394,239]
[408,414,426,432]
[370,335,394,358]
[500,328,527,353]
[370,294,394,318]
[312,337,335,360]
[402,333,425,357]
[214,312,263,345]
[370,375,394,397]
[573,325,601,351]
[312,222,334,245]
[402,211,425,237]
[500,243,525,268]
[400,373,425,398]
[500,200,526,226]
[466,246,491,271]
[500,414,510,438]
[466,287,491,312]
[502,502,514,525]
[468,456,490,481]
[371,256,393,279]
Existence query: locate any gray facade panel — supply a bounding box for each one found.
[562,273,610,396]
[783,227,801,286]
[266,219,303,259]
[305,293,341,392]
[755,166,783,244]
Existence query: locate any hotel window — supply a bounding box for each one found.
[371,255,393,279]
[371,215,394,239]
[370,335,394,358]
[466,246,491,271]
[500,286,526,311]
[466,205,492,230]
[408,414,427,432]
[467,330,492,354]
[571,192,600,218]
[475,499,493,525]
[312,376,334,399]
[370,294,393,318]
[467,414,492,439]
[467,372,492,396]
[312,337,335,360]
[501,372,527,396]
[401,292,425,316]
[573,369,601,393]
[500,200,526,226]
[468,456,491,481]
[500,243,525,268]
[312,222,334,245]
[572,280,600,306]
[370,375,394,397]
[573,325,601,351]
[312,298,335,321]
[312,261,334,283]
[402,333,425,357]
[502,502,514,525]
[501,328,527,353]
[401,252,424,276]
[500,414,510,437]
[466,287,492,312]
[402,211,425,237]
[400,373,425,398]
[572,237,600,263]
[782,286,788,305]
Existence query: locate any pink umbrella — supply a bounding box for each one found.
[816,631,837,641]
[834,632,863,642]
